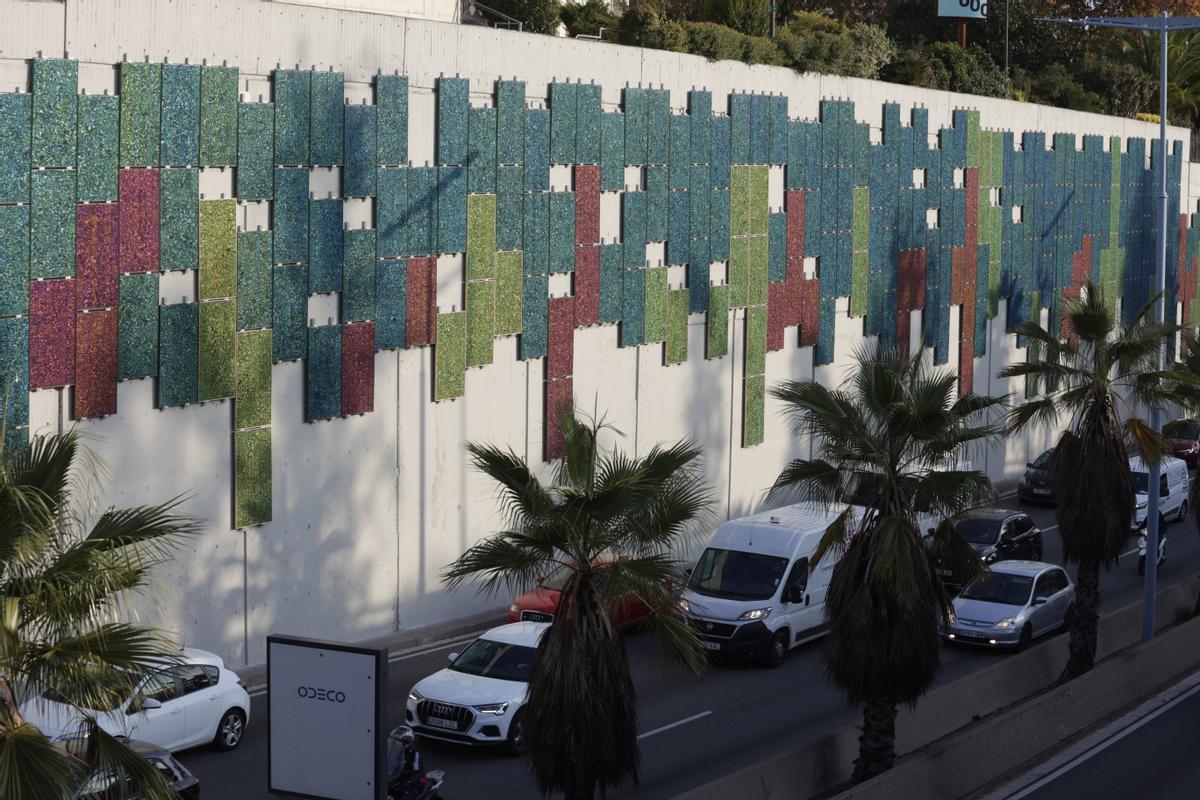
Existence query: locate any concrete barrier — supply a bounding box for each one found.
[832,611,1200,800]
[676,576,1200,800]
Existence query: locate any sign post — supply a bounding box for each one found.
[267,635,389,800]
[938,0,987,48]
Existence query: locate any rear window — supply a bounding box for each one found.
[960,572,1034,605]
[1031,450,1053,469]
[1165,420,1200,438]
[954,517,1002,545]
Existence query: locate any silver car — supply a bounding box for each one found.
[944,561,1074,649]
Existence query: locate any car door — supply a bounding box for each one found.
[127,669,188,750]
[778,557,818,646]
[173,663,222,748]
[1029,572,1056,635]
[1009,515,1038,559]
[1045,569,1072,630]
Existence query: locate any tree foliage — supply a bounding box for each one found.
[770,345,1002,780]
[444,411,712,800]
[561,0,621,38]
[0,431,200,799]
[486,0,561,34]
[1001,285,1191,678]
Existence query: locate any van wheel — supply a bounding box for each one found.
[763,630,788,668]
[1017,624,1032,652]
[1178,500,1188,522]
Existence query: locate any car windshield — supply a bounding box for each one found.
[954,517,1002,546]
[1166,420,1200,438]
[449,638,537,683]
[687,548,789,601]
[1131,472,1149,494]
[42,685,127,712]
[960,572,1034,605]
[1032,450,1053,469]
[538,564,572,591]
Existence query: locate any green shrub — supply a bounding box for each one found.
[618,3,689,51]
[683,20,751,61]
[884,42,1011,99]
[561,0,620,38]
[486,0,560,34]
[715,0,772,36]
[1018,63,1103,114]
[774,12,893,78]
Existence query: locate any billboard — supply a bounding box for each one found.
[267,636,388,800]
[938,0,987,19]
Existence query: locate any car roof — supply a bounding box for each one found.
[987,560,1060,577]
[962,507,1018,521]
[480,621,549,647]
[146,647,224,670]
[1129,455,1186,473]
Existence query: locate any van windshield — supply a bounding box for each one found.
[687,548,789,601]
[1130,472,1168,496]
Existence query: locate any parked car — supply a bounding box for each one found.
[405,621,547,754]
[1130,455,1189,529]
[22,648,250,754]
[944,561,1074,650]
[507,558,650,629]
[679,501,862,668]
[934,508,1043,594]
[1017,448,1056,504]
[61,736,201,800]
[1164,419,1200,467]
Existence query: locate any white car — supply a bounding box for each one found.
[21,647,251,753]
[405,622,547,755]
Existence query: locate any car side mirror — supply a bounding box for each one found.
[447,652,458,663]
[1032,596,1048,606]
[129,697,161,714]
[1026,462,1035,469]
[683,567,693,578]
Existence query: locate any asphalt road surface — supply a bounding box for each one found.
[184,496,1200,799]
[1002,679,1200,800]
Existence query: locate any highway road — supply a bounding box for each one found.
[995,676,1200,800]
[183,496,1200,799]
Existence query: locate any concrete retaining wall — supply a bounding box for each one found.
[677,576,1200,800]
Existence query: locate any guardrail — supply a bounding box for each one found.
[462,0,522,30]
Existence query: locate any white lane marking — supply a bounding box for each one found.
[637,711,712,740]
[1002,679,1200,799]
[247,631,488,697]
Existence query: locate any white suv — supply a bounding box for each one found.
[405,622,547,755]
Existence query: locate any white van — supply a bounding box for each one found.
[680,502,859,668]
[1130,455,1190,529]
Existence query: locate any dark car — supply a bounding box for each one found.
[935,508,1044,593]
[1164,419,1200,467]
[63,738,200,800]
[1017,449,1056,504]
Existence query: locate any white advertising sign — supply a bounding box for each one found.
[267,636,388,800]
[938,0,987,19]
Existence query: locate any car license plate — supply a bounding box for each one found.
[702,641,721,651]
[427,717,457,730]
[522,611,552,623]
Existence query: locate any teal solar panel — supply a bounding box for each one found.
[272,264,307,362]
[76,95,118,203]
[576,82,601,165]
[0,93,30,203]
[158,302,198,408]
[199,65,238,167]
[310,71,344,166]
[496,80,525,166]
[377,74,408,166]
[342,229,376,322]
[344,104,377,197]
[237,103,275,200]
[549,82,577,165]
[468,106,497,194]
[32,59,77,168]
[525,108,550,191]
[160,168,199,271]
[30,169,75,279]
[438,165,467,253]
[118,273,158,380]
[306,325,342,421]
[273,168,309,264]
[437,77,468,166]
[274,69,310,166]
[377,167,406,258]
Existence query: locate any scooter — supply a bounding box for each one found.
[1137,519,1167,576]
[386,725,445,800]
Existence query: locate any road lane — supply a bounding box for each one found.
[183,497,1200,799]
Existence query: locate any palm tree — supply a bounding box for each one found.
[1001,284,1183,680]
[0,431,200,799]
[1110,28,1200,127]
[769,344,1003,782]
[444,411,711,800]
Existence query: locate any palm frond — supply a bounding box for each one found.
[441,533,561,596]
[466,443,556,526]
[80,719,177,800]
[0,723,80,800]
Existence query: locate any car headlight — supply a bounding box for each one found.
[474,702,509,715]
[509,603,519,614]
[1136,501,1147,510]
[677,598,690,614]
[408,688,424,703]
[981,547,997,563]
[737,607,772,621]
[993,618,1016,630]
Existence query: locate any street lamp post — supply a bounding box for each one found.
[1040,12,1200,643]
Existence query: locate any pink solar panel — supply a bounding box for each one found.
[30,278,76,389]
[543,376,574,461]
[574,246,599,326]
[118,169,160,273]
[76,203,119,310]
[341,322,376,416]
[406,257,437,347]
[546,296,575,380]
[74,309,117,418]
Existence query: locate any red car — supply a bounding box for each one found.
[1165,419,1200,467]
[507,561,651,629]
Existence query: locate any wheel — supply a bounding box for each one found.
[1017,624,1032,652]
[762,629,788,669]
[505,709,526,756]
[1138,555,1146,576]
[213,708,245,751]
[1178,500,1188,522]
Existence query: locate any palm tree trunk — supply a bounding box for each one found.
[852,692,898,783]
[1062,560,1101,680]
